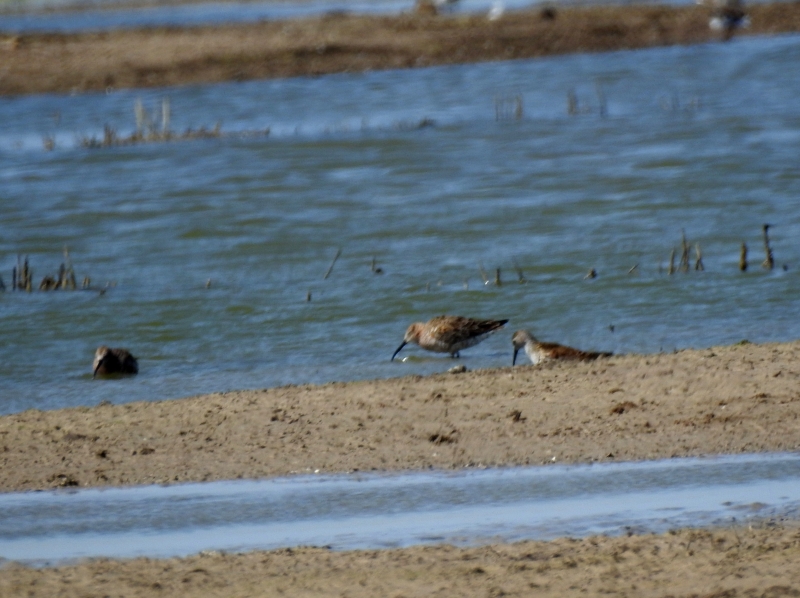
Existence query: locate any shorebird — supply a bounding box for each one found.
[511,330,612,366]
[392,315,508,361]
[700,0,748,40]
[93,346,139,377]
[487,0,505,21]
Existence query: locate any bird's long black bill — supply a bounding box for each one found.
[391,341,407,362]
[93,357,106,378]
[512,347,519,366]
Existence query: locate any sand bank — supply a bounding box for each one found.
[3,342,800,595]
[2,3,800,96]
[2,340,799,493]
[3,523,800,597]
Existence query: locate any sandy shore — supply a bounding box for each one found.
[3,523,800,597]
[2,2,800,96]
[2,340,800,493]
[3,342,800,594]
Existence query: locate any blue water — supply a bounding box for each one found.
[1,453,798,564]
[2,34,800,415]
[0,0,408,33]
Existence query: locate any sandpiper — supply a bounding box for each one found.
[511,330,612,366]
[93,346,139,377]
[392,315,508,361]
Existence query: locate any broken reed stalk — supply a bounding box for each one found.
[478,262,489,285]
[668,249,676,275]
[694,243,704,271]
[103,124,117,146]
[495,268,502,286]
[20,256,32,292]
[512,258,526,284]
[494,95,523,121]
[739,242,748,271]
[59,245,77,290]
[762,224,774,270]
[567,89,578,116]
[595,81,607,118]
[323,248,341,280]
[135,98,145,137]
[679,230,690,273]
[162,98,170,136]
[494,94,523,121]
[628,263,639,275]
[39,275,56,291]
[10,250,90,293]
[82,99,267,148]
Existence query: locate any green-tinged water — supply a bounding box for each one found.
[2,35,800,414]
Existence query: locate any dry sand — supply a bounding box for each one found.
[2,2,800,96]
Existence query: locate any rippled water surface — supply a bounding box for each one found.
[2,34,800,414]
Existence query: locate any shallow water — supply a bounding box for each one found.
[1,453,799,564]
[0,0,408,33]
[0,0,692,35]
[2,34,800,415]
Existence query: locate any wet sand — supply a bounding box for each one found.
[2,2,800,96]
[3,341,800,595]
[3,523,800,597]
[2,340,800,493]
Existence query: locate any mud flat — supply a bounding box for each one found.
[2,2,800,96]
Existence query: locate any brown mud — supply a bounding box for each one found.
[2,2,800,96]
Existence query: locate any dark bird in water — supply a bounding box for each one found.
[93,346,139,377]
[392,315,508,360]
[512,330,612,366]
